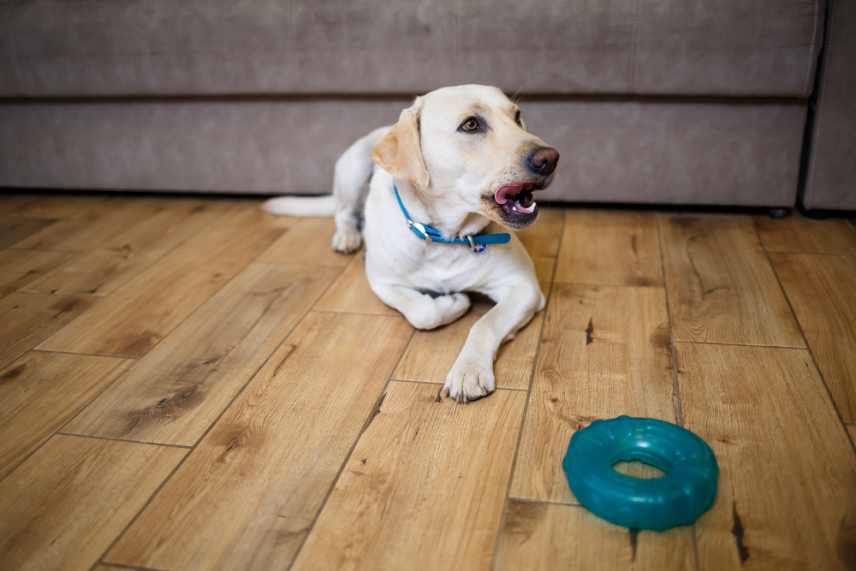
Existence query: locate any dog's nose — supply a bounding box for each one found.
[525,146,560,176]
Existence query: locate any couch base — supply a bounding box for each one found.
[0,99,806,207]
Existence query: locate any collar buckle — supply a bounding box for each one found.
[465,235,487,254]
[408,220,432,242]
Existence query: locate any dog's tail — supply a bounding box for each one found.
[262,194,336,217]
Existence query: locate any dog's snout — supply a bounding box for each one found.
[525,146,560,176]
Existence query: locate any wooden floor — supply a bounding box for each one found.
[1,194,855,571]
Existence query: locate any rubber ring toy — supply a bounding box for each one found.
[563,416,718,531]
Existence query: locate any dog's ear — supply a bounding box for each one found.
[372,97,430,189]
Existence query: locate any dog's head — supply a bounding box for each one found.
[372,84,559,229]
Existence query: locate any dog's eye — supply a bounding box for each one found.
[458,116,483,134]
[514,110,523,126]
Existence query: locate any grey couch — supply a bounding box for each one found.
[0,1,841,209]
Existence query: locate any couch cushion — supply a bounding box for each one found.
[803,0,856,209]
[0,99,805,207]
[0,0,823,97]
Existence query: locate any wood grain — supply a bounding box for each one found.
[555,210,662,286]
[0,194,113,219]
[0,217,57,248]
[0,351,130,479]
[39,206,286,357]
[510,283,675,503]
[0,435,185,571]
[106,312,411,571]
[660,215,804,347]
[677,343,856,570]
[518,207,564,258]
[849,425,856,447]
[20,200,232,296]
[0,249,70,297]
[293,382,526,571]
[756,214,856,254]
[67,263,341,445]
[771,253,856,422]
[495,501,694,570]
[313,254,396,315]
[11,200,154,252]
[392,257,554,390]
[257,217,352,268]
[0,293,94,370]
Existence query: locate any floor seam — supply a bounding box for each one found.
[286,327,418,570]
[93,447,191,569]
[506,496,582,507]
[0,355,135,484]
[310,307,397,318]
[91,561,166,571]
[388,377,529,391]
[762,241,856,457]
[674,339,810,350]
[52,207,282,373]
[30,348,141,361]
[655,213,699,571]
[90,321,284,570]
[55,432,193,449]
[489,214,564,571]
[91,247,334,570]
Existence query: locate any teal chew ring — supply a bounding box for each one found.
[563,416,718,531]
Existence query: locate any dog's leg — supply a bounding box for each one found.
[443,285,544,403]
[370,283,471,330]
[331,127,388,253]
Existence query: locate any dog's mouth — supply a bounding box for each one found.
[484,178,550,228]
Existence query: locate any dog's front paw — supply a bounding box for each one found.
[331,228,362,253]
[442,357,495,404]
[407,293,470,330]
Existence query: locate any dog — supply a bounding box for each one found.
[264,84,559,403]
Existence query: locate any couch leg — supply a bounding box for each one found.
[768,208,790,219]
[802,209,829,220]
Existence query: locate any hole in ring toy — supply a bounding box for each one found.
[563,416,719,531]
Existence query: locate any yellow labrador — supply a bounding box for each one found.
[264,84,559,402]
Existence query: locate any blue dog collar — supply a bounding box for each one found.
[392,181,510,253]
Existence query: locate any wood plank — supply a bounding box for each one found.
[11,198,175,252]
[392,257,554,390]
[20,248,155,296]
[257,217,352,268]
[554,210,662,286]
[20,201,233,296]
[0,217,57,248]
[293,382,526,571]
[0,249,71,297]
[0,435,186,571]
[0,293,94,370]
[510,283,674,503]
[106,312,411,571]
[756,214,856,254]
[313,254,397,315]
[9,203,136,252]
[517,207,564,258]
[66,263,341,445]
[495,501,694,570]
[770,253,856,422]
[0,194,113,219]
[677,343,856,570]
[0,351,130,479]
[38,206,286,357]
[660,214,804,347]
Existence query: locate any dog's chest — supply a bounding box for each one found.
[403,246,495,293]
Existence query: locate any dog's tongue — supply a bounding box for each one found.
[494,184,523,205]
